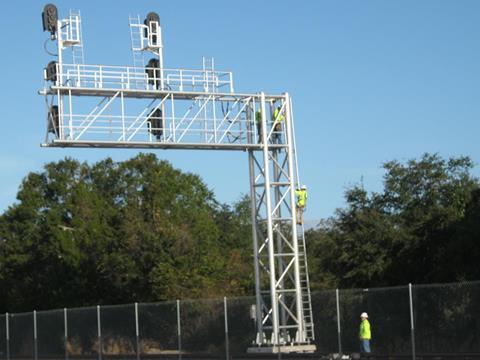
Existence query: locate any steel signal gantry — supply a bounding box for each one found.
[39,4,315,353]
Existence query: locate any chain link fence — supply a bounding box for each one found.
[0,281,479,359]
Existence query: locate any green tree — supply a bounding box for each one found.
[307,153,479,289]
[0,154,253,312]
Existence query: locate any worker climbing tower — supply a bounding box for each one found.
[39,4,315,353]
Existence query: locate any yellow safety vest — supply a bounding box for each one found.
[295,189,307,207]
[359,319,371,340]
[273,107,285,123]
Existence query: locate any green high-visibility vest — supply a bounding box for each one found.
[255,110,262,123]
[359,319,371,340]
[295,189,307,207]
[273,107,285,122]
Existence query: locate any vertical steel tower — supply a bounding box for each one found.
[40,5,315,352]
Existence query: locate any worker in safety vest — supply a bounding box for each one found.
[359,312,372,353]
[255,109,262,143]
[272,105,285,143]
[295,185,307,225]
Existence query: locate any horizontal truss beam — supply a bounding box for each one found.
[41,86,285,101]
[42,140,286,151]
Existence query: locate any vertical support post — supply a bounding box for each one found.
[161,99,166,143]
[97,305,102,360]
[33,310,38,360]
[120,91,125,141]
[223,297,229,360]
[68,90,73,140]
[135,303,140,360]
[271,99,286,342]
[58,88,64,140]
[202,58,208,142]
[179,70,183,92]
[212,95,217,143]
[203,96,208,143]
[335,289,342,355]
[260,92,280,345]
[284,93,304,342]
[176,300,182,360]
[5,313,9,360]
[57,19,63,86]
[288,97,301,185]
[171,94,176,142]
[248,147,263,343]
[64,308,68,360]
[409,284,416,360]
[158,26,165,91]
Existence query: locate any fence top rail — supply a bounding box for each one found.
[3,280,479,315]
[323,284,410,294]
[411,279,480,289]
[4,311,34,317]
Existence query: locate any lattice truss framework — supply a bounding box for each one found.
[40,6,315,349]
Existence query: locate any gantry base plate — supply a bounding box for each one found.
[247,344,316,354]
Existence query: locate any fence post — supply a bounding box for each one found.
[224,297,230,360]
[177,300,182,360]
[135,303,140,360]
[408,283,416,360]
[64,308,68,360]
[97,305,102,360]
[5,313,9,360]
[33,310,38,360]
[335,289,342,355]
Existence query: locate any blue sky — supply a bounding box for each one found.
[0,0,479,221]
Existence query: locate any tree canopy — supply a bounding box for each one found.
[1,152,478,312]
[0,154,253,312]
[307,153,480,289]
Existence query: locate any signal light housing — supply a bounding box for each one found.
[42,4,58,35]
[147,108,163,139]
[48,105,59,134]
[44,61,57,82]
[144,12,160,45]
[145,58,160,88]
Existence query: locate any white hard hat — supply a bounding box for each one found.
[360,312,368,318]
[301,185,307,190]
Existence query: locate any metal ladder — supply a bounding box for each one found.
[297,225,315,341]
[129,15,147,89]
[69,10,85,66]
[129,15,146,70]
[290,98,315,342]
[202,57,216,93]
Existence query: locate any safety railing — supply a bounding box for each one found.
[48,95,287,147]
[54,115,265,146]
[53,63,234,93]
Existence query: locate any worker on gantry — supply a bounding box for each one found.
[255,108,262,143]
[295,185,307,225]
[272,103,285,144]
